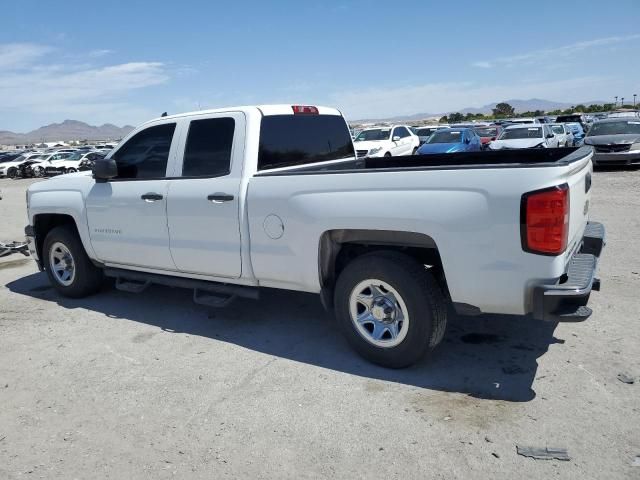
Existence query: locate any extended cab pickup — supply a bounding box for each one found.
[25,104,605,368]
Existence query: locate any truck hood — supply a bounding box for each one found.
[490,138,544,149]
[418,142,464,154]
[584,134,640,146]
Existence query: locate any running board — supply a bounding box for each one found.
[104,268,259,306]
[115,277,151,293]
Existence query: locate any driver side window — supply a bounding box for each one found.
[112,123,176,180]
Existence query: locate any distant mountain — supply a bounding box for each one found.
[0,120,135,145]
[353,98,608,123]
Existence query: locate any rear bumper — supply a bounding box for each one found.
[593,151,640,165]
[532,221,605,322]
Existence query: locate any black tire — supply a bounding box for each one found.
[412,147,418,155]
[7,167,17,178]
[334,251,447,368]
[66,168,77,174]
[43,226,103,298]
[384,152,392,157]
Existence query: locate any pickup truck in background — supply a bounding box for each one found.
[25,104,605,368]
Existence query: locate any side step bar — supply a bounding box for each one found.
[104,268,259,307]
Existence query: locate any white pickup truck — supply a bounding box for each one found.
[25,104,605,368]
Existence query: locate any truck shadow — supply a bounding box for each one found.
[7,272,563,403]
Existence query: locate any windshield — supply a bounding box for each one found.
[427,130,463,144]
[354,129,391,142]
[474,127,498,137]
[551,125,565,135]
[587,120,640,136]
[499,127,542,140]
[416,127,439,137]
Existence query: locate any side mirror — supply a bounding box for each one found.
[93,158,117,182]
[392,136,401,142]
[464,138,470,144]
[546,133,554,139]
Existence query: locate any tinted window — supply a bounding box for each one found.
[182,117,235,177]
[355,128,391,141]
[112,123,176,179]
[394,127,410,138]
[500,127,543,139]
[428,130,464,144]
[587,120,640,136]
[258,115,354,170]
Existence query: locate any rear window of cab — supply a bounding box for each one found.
[258,115,355,170]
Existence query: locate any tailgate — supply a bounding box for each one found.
[564,152,593,260]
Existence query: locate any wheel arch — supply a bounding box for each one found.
[33,213,87,266]
[318,229,450,310]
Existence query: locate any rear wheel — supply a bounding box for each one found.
[66,168,77,174]
[384,152,392,158]
[7,167,17,178]
[32,166,44,177]
[412,147,418,155]
[334,251,447,368]
[43,226,103,298]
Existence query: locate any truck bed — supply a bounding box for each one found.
[256,147,590,176]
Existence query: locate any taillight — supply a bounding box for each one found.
[292,105,319,115]
[521,184,569,255]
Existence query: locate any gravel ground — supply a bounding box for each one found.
[0,171,639,479]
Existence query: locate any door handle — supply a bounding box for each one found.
[207,193,234,203]
[141,192,163,202]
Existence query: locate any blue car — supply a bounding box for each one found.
[566,122,585,146]
[416,128,482,154]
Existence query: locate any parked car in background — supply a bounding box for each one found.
[353,125,420,157]
[549,123,574,147]
[45,151,106,176]
[29,152,74,177]
[416,128,482,154]
[0,152,45,177]
[556,114,588,131]
[567,122,585,146]
[583,118,640,166]
[411,125,448,145]
[489,124,559,150]
[473,125,502,149]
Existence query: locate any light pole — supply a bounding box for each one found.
[615,96,618,108]
[621,97,625,108]
[634,94,637,108]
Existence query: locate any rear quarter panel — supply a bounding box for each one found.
[246,153,593,315]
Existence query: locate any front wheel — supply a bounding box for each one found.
[32,166,44,177]
[66,168,77,174]
[412,147,418,155]
[334,251,447,368]
[7,167,18,178]
[43,226,103,298]
[384,152,392,158]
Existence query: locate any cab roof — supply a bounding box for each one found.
[141,104,343,127]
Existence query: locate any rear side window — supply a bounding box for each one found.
[182,117,235,177]
[258,115,354,170]
[113,123,176,179]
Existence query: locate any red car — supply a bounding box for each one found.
[474,125,502,149]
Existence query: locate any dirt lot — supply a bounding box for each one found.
[0,171,639,479]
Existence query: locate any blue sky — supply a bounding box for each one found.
[1,0,639,131]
